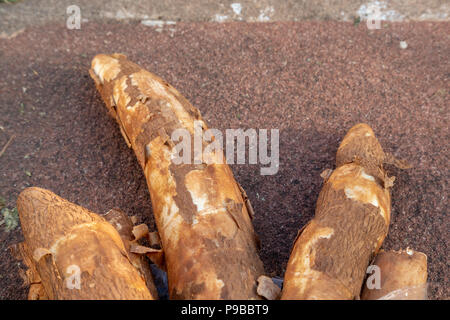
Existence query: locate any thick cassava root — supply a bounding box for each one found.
[13,187,157,300]
[362,249,428,300]
[90,53,265,299]
[282,123,407,300]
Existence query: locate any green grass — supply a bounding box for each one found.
[0,195,19,232]
[0,207,19,232]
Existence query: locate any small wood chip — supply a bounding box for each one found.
[320,168,333,180]
[148,231,161,247]
[130,244,165,270]
[129,244,160,254]
[257,275,281,300]
[32,248,51,262]
[0,134,15,158]
[132,223,149,241]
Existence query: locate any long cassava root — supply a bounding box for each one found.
[282,123,408,300]
[13,187,157,300]
[90,53,265,299]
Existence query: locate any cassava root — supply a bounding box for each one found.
[282,123,408,299]
[13,187,157,300]
[362,248,428,300]
[90,53,265,299]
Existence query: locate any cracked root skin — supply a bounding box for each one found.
[90,54,264,299]
[282,123,394,300]
[16,187,155,300]
[361,249,428,300]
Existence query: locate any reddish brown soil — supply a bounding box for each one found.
[0,21,448,299]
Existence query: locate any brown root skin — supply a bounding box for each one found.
[15,187,155,300]
[336,123,411,179]
[361,249,428,300]
[90,54,264,299]
[28,283,48,300]
[336,124,385,168]
[282,123,396,300]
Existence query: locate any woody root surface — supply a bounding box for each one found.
[11,54,428,300]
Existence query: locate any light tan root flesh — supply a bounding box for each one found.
[361,249,428,300]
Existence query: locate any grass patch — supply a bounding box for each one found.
[0,195,19,232]
[0,207,19,232]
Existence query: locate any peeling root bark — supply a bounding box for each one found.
[14,187,156,300]
[282,123,405,300]
[362,249,428,300]
[103,208,159,299]
[90,53,264,299]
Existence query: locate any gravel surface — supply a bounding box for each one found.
[0,21,448,299]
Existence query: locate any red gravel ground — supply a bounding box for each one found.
[0,21,448,299]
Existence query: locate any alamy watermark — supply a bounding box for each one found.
[366,264,381,290]
[65,264,81,290]
[357,1,384,30]
[169,121,279,175]
[66,5,81,30]
[366,3,382,30]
